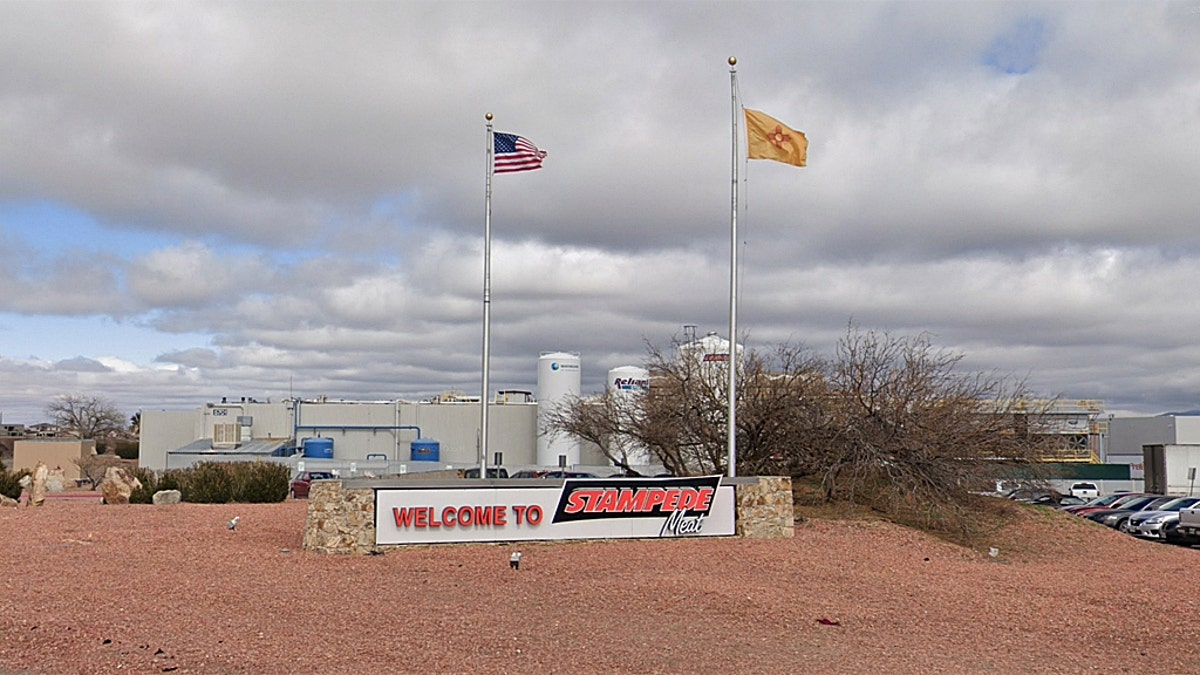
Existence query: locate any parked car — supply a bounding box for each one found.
[462,467,509,478]
[1070,493,1152,517]
[1162,519,1200,547]
[1086,496,1173,529]
[1068,482,1100,500]
[1125,497,1200,537]
[508,469,598,479]
[1060,493,1130,514]
[1025,493,1086,507]
[290,471,335,498]
[1005,487,1063,503]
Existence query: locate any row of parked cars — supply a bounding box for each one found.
[1045,490,1200,546]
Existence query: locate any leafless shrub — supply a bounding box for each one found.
[72,454,125,490]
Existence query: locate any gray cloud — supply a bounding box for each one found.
[0,1,1198,423]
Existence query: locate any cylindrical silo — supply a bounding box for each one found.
[679,332,742,387]
[608,365,649,394]
[607,366,650,466]
[537,352,581,466]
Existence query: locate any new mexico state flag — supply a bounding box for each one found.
[744,108,807,167]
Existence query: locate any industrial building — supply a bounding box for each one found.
[138,352,658,476]
[133,328,1188,496]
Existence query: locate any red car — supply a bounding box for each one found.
[289,471,335,498]
[1067,493,1151,517]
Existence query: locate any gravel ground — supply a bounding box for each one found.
[1,498,1198,674]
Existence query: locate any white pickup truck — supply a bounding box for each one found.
[1178,505,1200,539]
[1068,482,1099,500]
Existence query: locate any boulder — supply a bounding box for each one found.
[46,466,66,493]
[100,467,142,505]
[0,494,19,509]
[152,489,182,505]
[29,461,49,506]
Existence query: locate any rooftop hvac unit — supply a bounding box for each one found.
[213,423,241,448]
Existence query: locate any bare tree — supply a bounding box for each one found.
[547,325,1055,537]
[544,338,725,476]
[733,343,834,478]
[806,325,1054,535]
[46,394,126,443]
[546,338,830,477]
[71,454,124,490]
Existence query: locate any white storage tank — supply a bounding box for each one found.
[608,365,649,394]
[679,332,742,387]
[680,331,739,363]
[537,351,581,466]
[607,365,650,466]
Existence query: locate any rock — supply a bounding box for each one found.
[152,489,182,505]
[0,494,19,508]
[46,466,66,493]
[30,461,49,506]
[100,467,142,505]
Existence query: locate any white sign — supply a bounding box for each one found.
[374,476,736,545]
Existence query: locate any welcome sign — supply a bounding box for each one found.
[375,476,736,545]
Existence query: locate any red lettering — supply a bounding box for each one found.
[684,489,697,509]
[415,508,429,528]
[645,488,667,510]
[495,505,507,526]
[564,491,587,514]
[695,488,713,511]
[526,504,543,525]
[393,507,417,527]
[664,489,682,511]
[566,489,603,514]
[514,504,527,525]
[459,506,475,527]
[596,489,619,512]
[614,489,636,512]
[470,506,488,526]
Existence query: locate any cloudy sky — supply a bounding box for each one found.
[2,1,1199,424]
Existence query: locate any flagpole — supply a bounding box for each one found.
[727,56,739,479]
[480,112,494,479]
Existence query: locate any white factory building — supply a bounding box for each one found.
[138,350,667,476]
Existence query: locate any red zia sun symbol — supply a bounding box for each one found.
[768,125,791,149]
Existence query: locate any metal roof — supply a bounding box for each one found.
[168,438,289,456]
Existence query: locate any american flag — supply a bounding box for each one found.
[493,132,546,173]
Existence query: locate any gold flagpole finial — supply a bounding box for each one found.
[485,112,493,121]
[728,56,737,66]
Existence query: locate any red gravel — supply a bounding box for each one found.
[1,499,1197,674]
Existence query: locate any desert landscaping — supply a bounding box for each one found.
[2,497,1199,674]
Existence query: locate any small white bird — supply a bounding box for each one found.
[228,516,241,531]
[509,551,522,570]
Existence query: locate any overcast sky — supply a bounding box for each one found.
[2,1,1199,424]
